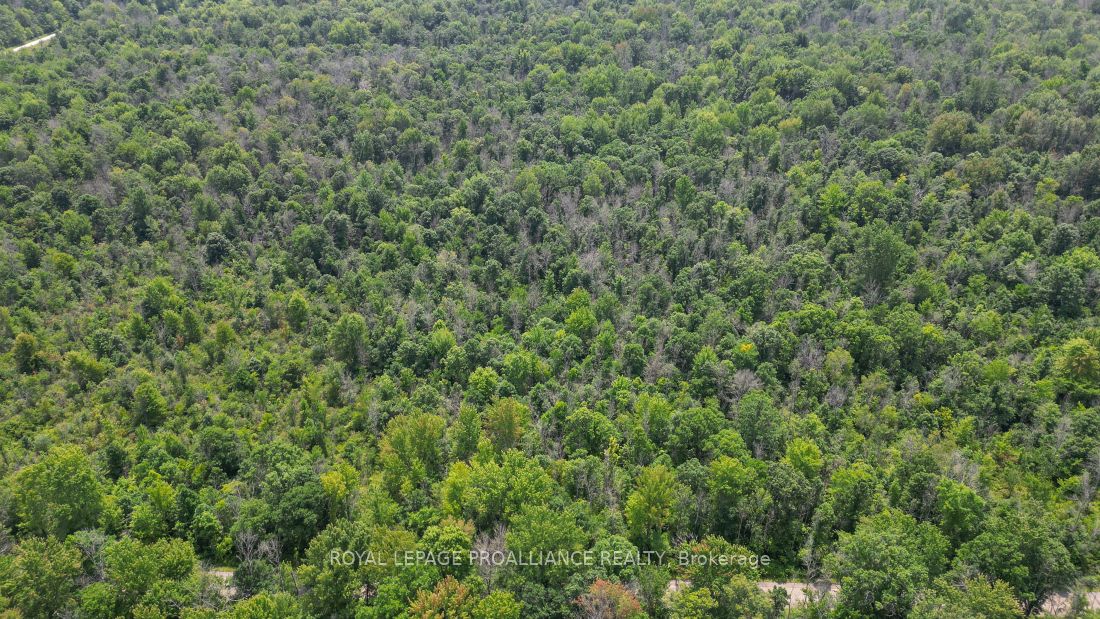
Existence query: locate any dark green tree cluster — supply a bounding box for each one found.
[2,0,1100,617]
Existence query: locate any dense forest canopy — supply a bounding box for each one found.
[0,0,77,48]
[2,0,1100,617]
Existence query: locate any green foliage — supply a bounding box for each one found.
[104,537,199,616]
[329,313,368,370]
[132,381,168,427]
[12,332,38,374]
[927,112,977,156]
[13,445,103,537]
[934,478,985,546]
[441,451,556,528]
[380,412,447,506]
[954,507,1076,614]
[222,592,306,619]
[853,220,912,292]
[0,537,82,618]
[484,397,529,452]
[827,509,949,617]
[1,0,1099,615]
[626,464,686,550]
[910,577,1022,619]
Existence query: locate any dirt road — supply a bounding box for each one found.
[8,33,57,53]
